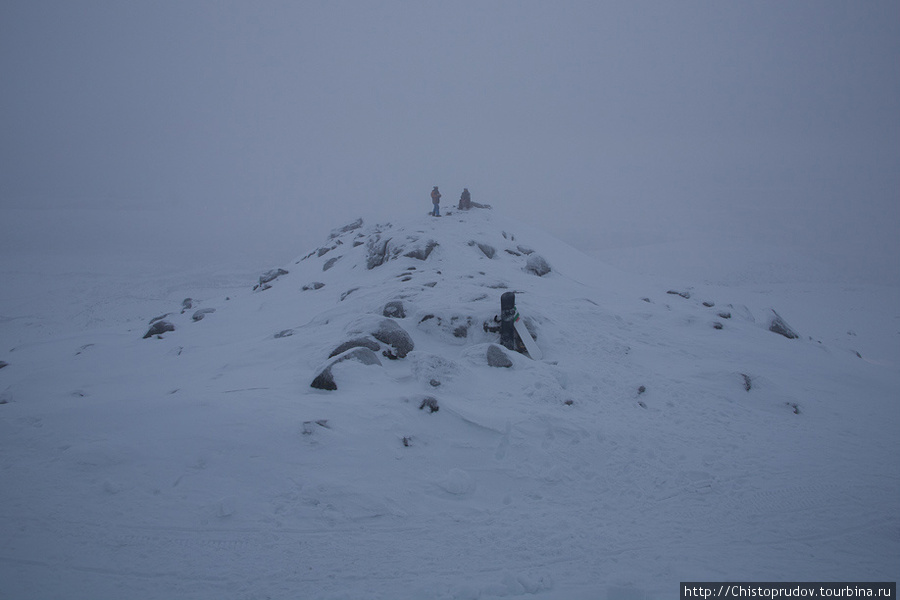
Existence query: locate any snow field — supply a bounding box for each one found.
[1,208,897,599]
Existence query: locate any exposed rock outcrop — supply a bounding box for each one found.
[143,320,175,339]
[768,310,799,339]
[372,319,415,358]
[311,347,383,391]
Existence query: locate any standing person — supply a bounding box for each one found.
[431,186,441,216]
[459,188,471,210]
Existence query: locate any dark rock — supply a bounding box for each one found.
[703,301,715,307]
[713,322,724,330]
[366,234,390,270]
[451,316,473,338]
[192,308,216,322]
[638,385,646,395]
[302,420,330,435]
[741,374,752,392]
[181,298,193,313]
[316,246,332,257]
[525,255,551,277]
[383,301,406,319]
[274,329,294,339]
[468,241,495,259]
[338,346,382,366]
[483,316,501,334]
[323,257,341,272]
[487,344,513,368]
[768,310,799,339]
[311,347,383,390]
[149,313,170,325]
[717,311,732,319]
[302,282,325,291]
[429,379,441,387]
[371,319,414,358]
[419,397,440,413]
[505,249,522,256]
[143,320,175,339]
[404,240,438,261]
[329,337,380,358]
[310,369,337,391]
[667,290,691,299]
[259,268,289,286]
[340,287,359,301]
[0,361,8,370]
[516,245,535,255]
[329,218,363,239]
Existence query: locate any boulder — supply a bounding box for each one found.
[525,254,551,277]
[259,268,288,286]
[322,257,341,271]
[768,310,799,339]
[419,397,440,413]
[329,218,363,240]
[311,347,383,391]
[192,308,216,322]
[404,240,438,261]
[469,241,496,259]
[383,300,406,319]
[143,320,175,339]
[366,234,390,270]
[487,344,513,368]
[329,337,381,358]
[372,319,414,358]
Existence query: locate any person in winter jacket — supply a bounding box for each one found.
[431,186,441,216]
[458,188,471,210]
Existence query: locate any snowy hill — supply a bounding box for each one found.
[1,207,898,599]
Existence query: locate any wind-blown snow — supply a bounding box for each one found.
[1,207,897,599]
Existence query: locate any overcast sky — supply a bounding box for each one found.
[2,1,898,273]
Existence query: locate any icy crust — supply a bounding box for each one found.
[1,208,898,599]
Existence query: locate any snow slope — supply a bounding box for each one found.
[1,207,898,599]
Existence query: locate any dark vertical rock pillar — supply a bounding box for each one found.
[500,292,516,351]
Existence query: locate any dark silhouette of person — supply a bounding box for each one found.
[431,186,441,216]
[458,188,471,210]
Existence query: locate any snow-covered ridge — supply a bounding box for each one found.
[1,207,898,599]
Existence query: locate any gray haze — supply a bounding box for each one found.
[2,1,898,275]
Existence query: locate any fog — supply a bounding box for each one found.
[2,1,898,278]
